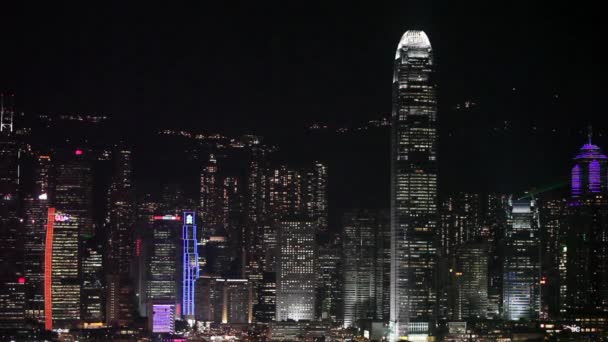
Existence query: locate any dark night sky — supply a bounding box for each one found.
[0,1,603,205]
[0,2,600,132]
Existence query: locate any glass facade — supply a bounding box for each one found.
[502,199,541,321]
[390,30,437,340]
[182,212,199,319]
[276,220,316,321]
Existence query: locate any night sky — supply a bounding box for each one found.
[0,2,602,202]
[1,2,598,130]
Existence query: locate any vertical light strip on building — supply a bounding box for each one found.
[182,212,199,319]
[44,207,55,331]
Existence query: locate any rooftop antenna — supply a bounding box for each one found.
[588,124,593,145]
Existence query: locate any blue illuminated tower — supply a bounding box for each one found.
[182,212,199,319]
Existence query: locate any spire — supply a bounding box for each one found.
[588,124,593,145]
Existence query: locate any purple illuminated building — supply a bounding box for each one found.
[562,136,608,318]
[182,212,199,320]
[570,138,608,198]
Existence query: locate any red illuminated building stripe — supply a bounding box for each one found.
[153,215,181,221]
[44,208,55,331]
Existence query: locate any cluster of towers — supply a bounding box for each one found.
[386,30,608,341]
[0,29,607,341]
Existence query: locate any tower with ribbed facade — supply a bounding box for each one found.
[390,30,437,341]
[563,135,608,317]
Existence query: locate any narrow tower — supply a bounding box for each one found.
[390,30,438,341]
[182,212,199,320]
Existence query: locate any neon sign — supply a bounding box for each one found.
[45,208,56,330]
[153,215,181,221]
[182,211,199,318]
[54,213,70,222]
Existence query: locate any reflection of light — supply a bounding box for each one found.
[38,193,48,200]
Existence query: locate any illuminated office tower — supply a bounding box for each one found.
[146,214,181,315]
[341,211,389,326]
[439,193,482,256]
[564,138,608,317]
[195,276,251,324]
[245,146,268,282]
[485,193,509,317]
[316,234,342,322]
[200,154,222,232]
[453,241,489,320]
[276,220,316,321]
[304,162,328,231]
[502,199,541,321]
[539,197,567,319]
[106,147,135,327]
[182,212,199,319]
[0,94,24,328]
[23,154,52,321]
[134,197,159,315]
[390,30,437,340]
[223,177,244,270]
[46,153,94,329]
[268,166,303,220]
[82,240,103,324]
[254,272,277,322]
[343,211,377,328]
[375,211,391,322]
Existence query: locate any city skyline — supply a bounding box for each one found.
[1,3,607,342]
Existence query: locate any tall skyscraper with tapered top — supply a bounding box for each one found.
[390,30,438,341]
[564,136,608,318]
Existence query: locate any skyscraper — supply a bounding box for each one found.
[46,152,94,329]
[390,30,438,340]
[276,220,316,321]
[106,147,135,327]
[452,241,489,320]
[502,198,541,321]
[182,212,199,320]
[564,138,608,317]
[343,211,378,328]
[23,154,51,321]
[200,154,222,233]
[316,233,342,322]
[146,215,181,316]
[0,94,24,328]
